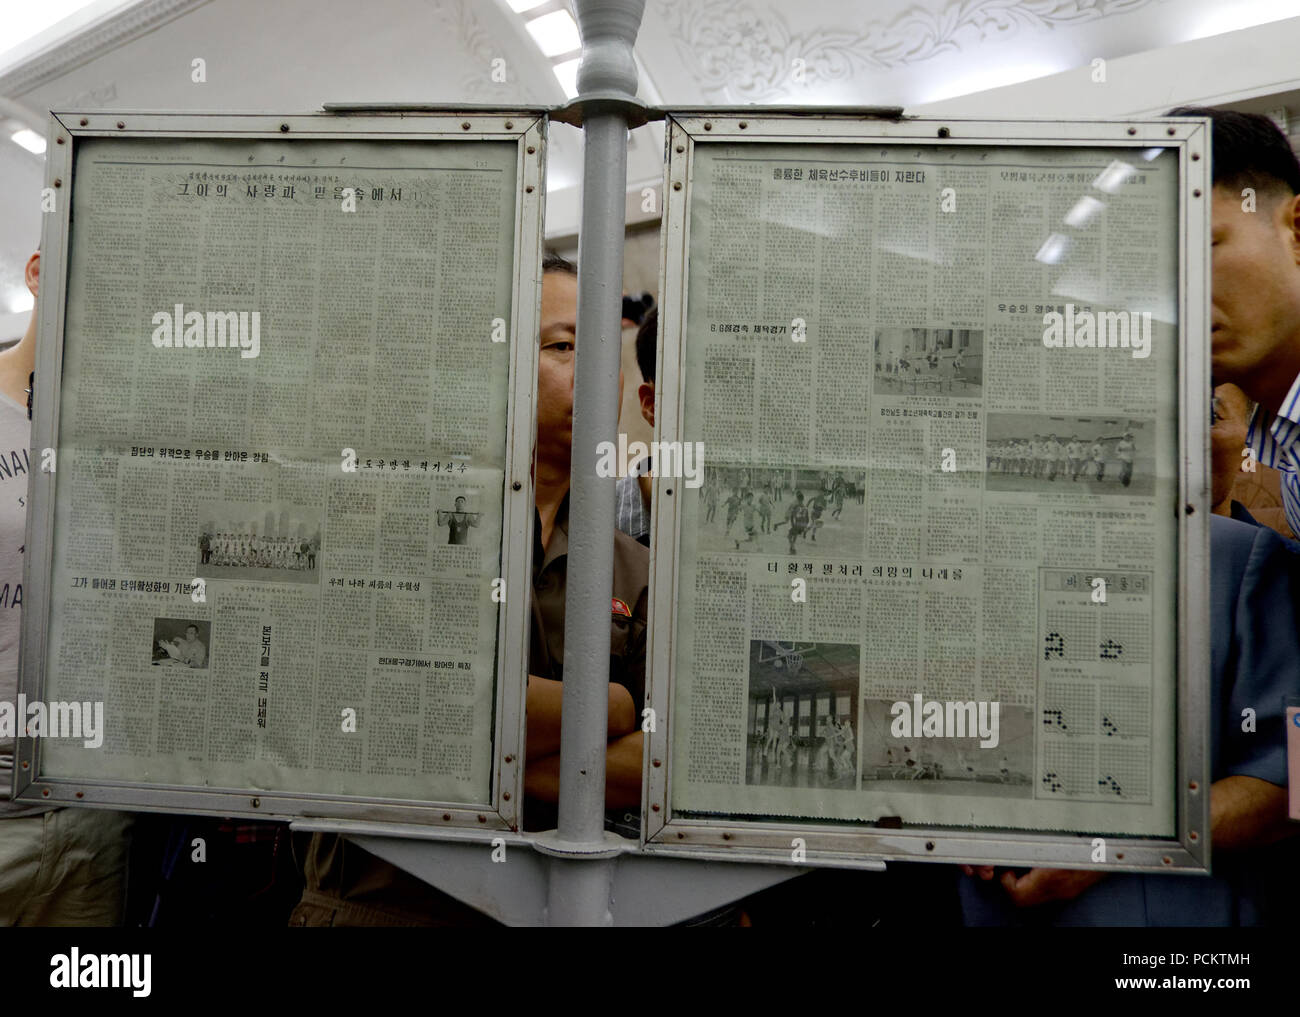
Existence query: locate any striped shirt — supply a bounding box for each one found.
[1246,371,1300,537]
[614,457,651,544]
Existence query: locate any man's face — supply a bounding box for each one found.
[535,270,624,470]
[1210,184,1300,391]
[455,497,465,511]
[185,626,198,640]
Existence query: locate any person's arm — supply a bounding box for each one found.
[1210,774,1294,850]
[524,731,643,808]
[525,675,636,759]
[967,775,1299,907]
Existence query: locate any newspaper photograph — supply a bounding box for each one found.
[36,135,518,805]
[669,141,1179,836]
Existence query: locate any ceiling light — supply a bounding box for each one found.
[553,58,581,99]
[527,10,581,58]
[10,129,44,154]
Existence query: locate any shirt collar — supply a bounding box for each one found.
[1246,370,1300,468]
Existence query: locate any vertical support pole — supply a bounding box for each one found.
[545,0,645,926]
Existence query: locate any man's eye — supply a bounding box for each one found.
[548,341,575,353]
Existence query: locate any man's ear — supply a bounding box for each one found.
[637,381,655,428]
[25,251,39,298]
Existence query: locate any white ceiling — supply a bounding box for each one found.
[2,0,1300,335]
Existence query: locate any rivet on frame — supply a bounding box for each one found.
[505,120,514,129]
[673,181,682,191]
[279,124,289,133]
[116,121,125,129]
[462,122,471,130]
[651,803,660,812]
[478,814,487,823]
[79,118,88,126]
[53,179,62,188]
[527,146,536,154]
[703,122,712,131]
[443,813,452,821]
[675,144,684,153]
[56,137,64,145]
[525,185,534,193]
[1127,127,1137,135]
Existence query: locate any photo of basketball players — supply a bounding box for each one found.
[873,326,984,397]
[696,465,866,557]
[196,501,322,586]
[745,640,860,791]
[151,617,211,670]
[857,698,1033,797]
[985,413,1153,497]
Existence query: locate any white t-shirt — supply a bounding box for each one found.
[0,392,46,816]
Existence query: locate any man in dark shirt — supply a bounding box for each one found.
[291,255,647,926]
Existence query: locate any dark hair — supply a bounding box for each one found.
[635,306,657,384]
[542,252,577,276]
[1167,106,1300,198]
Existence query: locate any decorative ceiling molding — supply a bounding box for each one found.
[0,0,213,100]
[656,0,1161,102]
[426,0,550,103]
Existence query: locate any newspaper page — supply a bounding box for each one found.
[36,136,517,805]
[671,141,1179,836]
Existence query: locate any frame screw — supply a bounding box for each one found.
[279,124,289,133]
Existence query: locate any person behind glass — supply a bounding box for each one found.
[291,254,648,926]
[958,381,1300,927]
[1169,106,1300,534]
[0,251,133,925]
[614,307,658,547]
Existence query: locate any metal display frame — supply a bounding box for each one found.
[641,112,1212,875]
[15,109,547,837]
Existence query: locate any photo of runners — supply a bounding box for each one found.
[151,617,211,670]
[858,698,1033,797]
[197,501,321,585]
[985,413,1153,497]
[873,326,984,397]
[697,464,866,557]
[745,640,860,790]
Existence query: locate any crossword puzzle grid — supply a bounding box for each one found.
[1042,682,1096,737]
[1040,741,1096,797]
[1099,686,1150,738]
[1098,742,1151,801]
[1043,609,1096,663]
[1098,611,1151,664]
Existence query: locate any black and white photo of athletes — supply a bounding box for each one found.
[151,617,211,670]
[984,413,1153,497]
[196,500,321,585]
[873,326,984,397]
[697,464,866,557]
[745,640,860,790]
[858,697,1033,798]
[436,493,483,545]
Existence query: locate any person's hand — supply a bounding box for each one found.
[992,867,1107,908]
[1211,382,1252,508]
